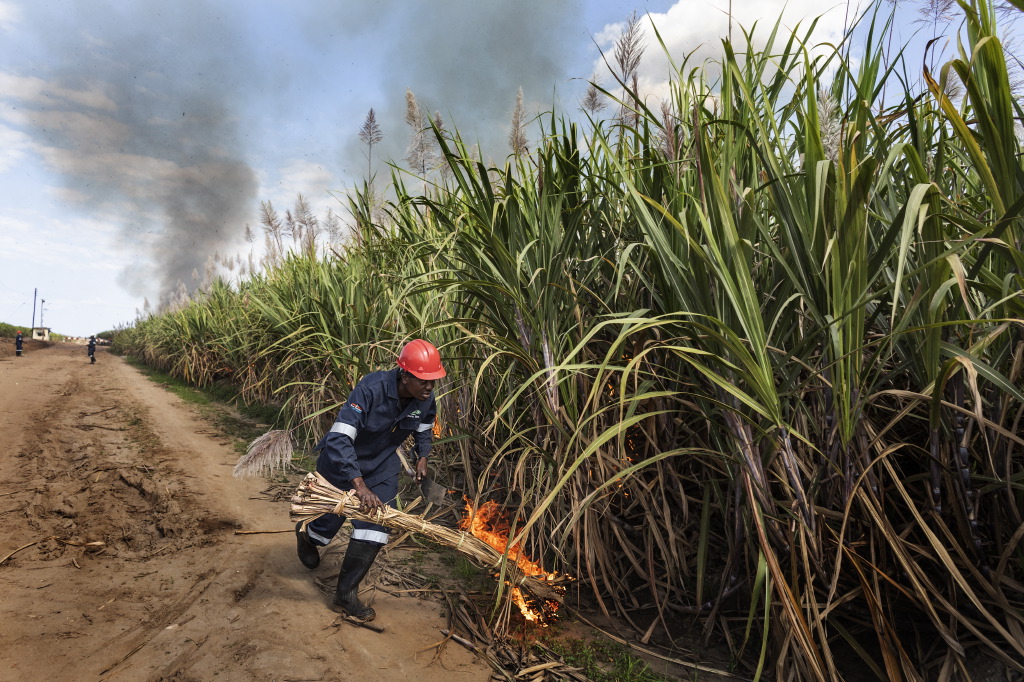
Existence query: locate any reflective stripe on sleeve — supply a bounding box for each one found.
[352,528,390,545]
[329,422,358,439]
[416,421,433,433]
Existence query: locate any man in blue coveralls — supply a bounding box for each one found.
[295,339,446,621]
[88,336,97,364]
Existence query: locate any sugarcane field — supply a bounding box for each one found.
[4,1,1024,681]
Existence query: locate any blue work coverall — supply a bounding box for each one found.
[306,368,437,547]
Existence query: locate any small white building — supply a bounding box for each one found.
[31,327,50,341]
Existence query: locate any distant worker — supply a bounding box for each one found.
[294,339,446,621]
[88,335,96,364]
[15,330,23,357]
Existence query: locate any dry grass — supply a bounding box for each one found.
[232,429,294,478]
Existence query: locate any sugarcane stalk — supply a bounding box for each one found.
[290,472,564,604]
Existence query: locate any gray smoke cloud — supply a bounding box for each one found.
[11,1,257,306]
[319,0,588,181]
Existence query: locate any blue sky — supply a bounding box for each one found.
[0,0,995,336]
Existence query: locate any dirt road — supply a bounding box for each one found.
[0,343,490,681]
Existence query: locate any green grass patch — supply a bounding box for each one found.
[540,636,671,682]
[123,355,294,462]
[390,537,495,593]
[124,357,211,405]
[440,547,490,586]
[204,380,283,425]
[122,356,283,423]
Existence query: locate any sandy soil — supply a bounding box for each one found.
[0,342,492,681]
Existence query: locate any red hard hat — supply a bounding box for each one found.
[397,339,446,380]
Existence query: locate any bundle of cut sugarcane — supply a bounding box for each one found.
[290,472,563,604]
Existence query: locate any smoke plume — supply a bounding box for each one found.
[8,0,257,306]
[322,0,584,179]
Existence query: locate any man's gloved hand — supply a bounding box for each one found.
[415,456,429,483]
[351,477,385,514]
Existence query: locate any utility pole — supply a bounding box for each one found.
[31,288,37,330]
[40,299,45,330]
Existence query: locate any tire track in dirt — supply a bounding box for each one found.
[15,371,221,564]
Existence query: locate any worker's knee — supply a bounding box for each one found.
[307,514,346,546]
[350,525,390,546]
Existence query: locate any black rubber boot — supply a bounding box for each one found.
[331,539,382,620]
[295,521,321,569]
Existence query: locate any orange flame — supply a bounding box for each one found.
[459,498,559,623]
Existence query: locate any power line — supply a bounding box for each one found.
[0,280,34,298]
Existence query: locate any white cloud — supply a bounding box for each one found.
[11,108,133,155]
[0,71,117,112]
[0,1,21,31]
[34,144,178,195]
[0,123,30,172]
[0,210,146,333]
[0,213,120,264]
[592,0,852,106]
[260,158,344,217]
[279,159,337,191]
